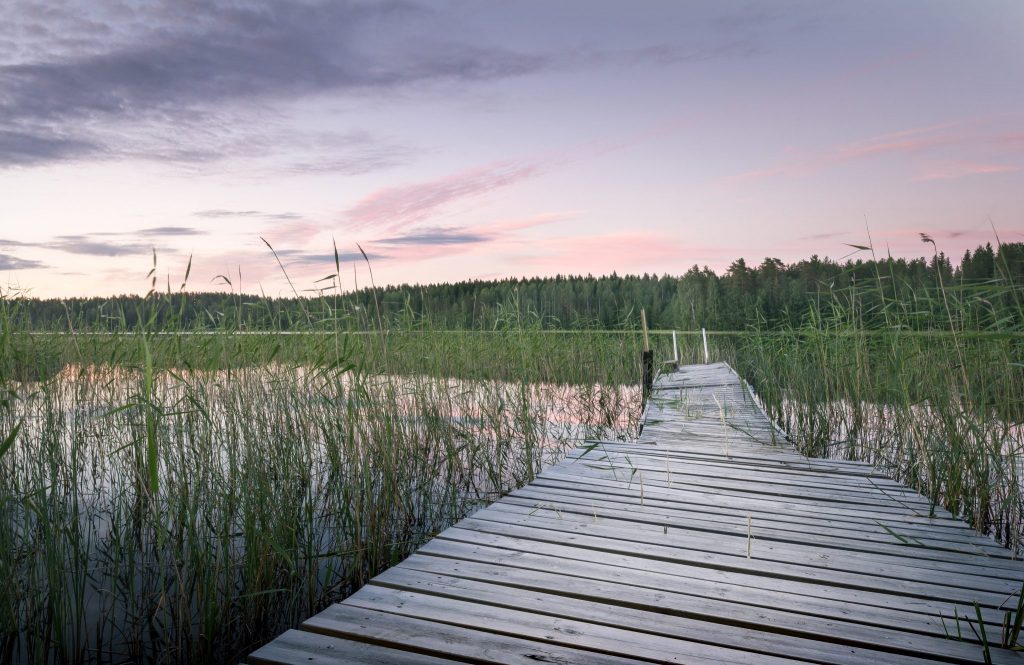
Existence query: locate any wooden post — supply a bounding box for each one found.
[641,309,653,405]
[701,327,709,364]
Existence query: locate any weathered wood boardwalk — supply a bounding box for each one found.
[250,362,1023,664]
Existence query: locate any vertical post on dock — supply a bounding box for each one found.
[701,327,709,364]
[641,309,653,405]
[671,330,679,364]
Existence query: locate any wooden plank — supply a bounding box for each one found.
[484,501,1024,577]
[418,533,1013,623]
[497,494,1021,567]
[559,458,937,510]
[567,447,915,488]
[552,461,950,515]
[441,519,1019,606]
[516,477,995,540]
[345,584,809,665]
[570,444,894,480]
[406,541,1009,632]
[468,504,1015,586]
[380,554,1006,662]
[525,477,993,551]
[465,507,1020,592]
[537,467,976,531]
[247,630,464,664]
[368,566,946,665]
[504,487,1014,559]
[303,603,652,665]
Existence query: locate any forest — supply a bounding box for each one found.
[9,241,1024,332]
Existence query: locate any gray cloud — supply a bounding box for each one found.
[376,227,490,246]
[193,209,302,221]
[275,249,388,266]
[50,235,150,256]
[0,253,46,269]
[68,226,204,238]
[0,1,544,168]
[193,209,264,219]
[283,149,413,176]
[137,226,206,237]
[0,128,102,166]
[2,4,396,122]
[1,229,183,257]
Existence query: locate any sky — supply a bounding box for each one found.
[0,0,1022,299]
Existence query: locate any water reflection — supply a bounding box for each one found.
[2,363,640,664]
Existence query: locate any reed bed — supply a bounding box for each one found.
[729,274,1024,552]
[0,325,664,664]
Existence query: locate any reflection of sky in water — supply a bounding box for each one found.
[2,363,640,663]
[13,364,638,480]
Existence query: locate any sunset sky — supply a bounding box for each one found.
[1,0,1022,298]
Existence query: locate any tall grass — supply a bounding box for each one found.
[730,254,1024,551]
[0,285,686,663]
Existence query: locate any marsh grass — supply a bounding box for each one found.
[729,260,1024,551]
[0,285,699,663]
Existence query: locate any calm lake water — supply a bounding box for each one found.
[2,364,640,664]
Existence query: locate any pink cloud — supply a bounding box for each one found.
[913,159,1020,181]
[718,119,1023,188]
[833,122,961,160]
[344,161,541,232]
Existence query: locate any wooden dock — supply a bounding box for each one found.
[249,362,1023,664]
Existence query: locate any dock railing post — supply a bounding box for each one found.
[641,309,653,406]
[701,327,709,364]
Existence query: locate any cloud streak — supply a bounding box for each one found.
[136,226,206,237]
[345,161,541,231]
[720,120,1024,187]
[376,227,491,246]
[48,235,150,257]
[0,227,200,258]
[274,248,388,266]
[193,209,302,221]
[914,159,1020,181]
[0,253,46,270]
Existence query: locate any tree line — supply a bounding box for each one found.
[6,242,1024,332]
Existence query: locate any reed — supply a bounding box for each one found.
[729,254,1024,550]
[0,286,679,663]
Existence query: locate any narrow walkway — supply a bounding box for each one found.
[249,362,1023,664]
